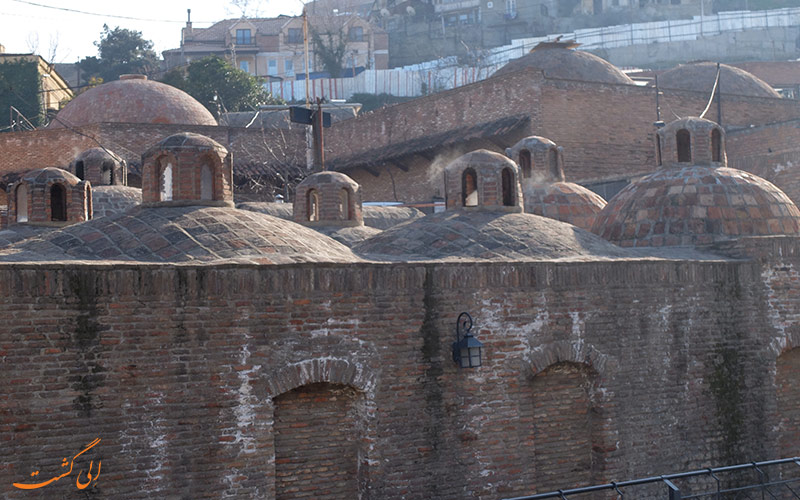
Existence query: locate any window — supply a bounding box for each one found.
[339,188,350,220]
[462,168,478,207]
[75,161,85,180]
[15,184,28,223]
[676,129,691,162]
[201,162,213,200]
[268,59,277,76]
[236,28,252,45]
[549,148,559,179]
[239,60,250,73]
[711,128,722,162]
[285,59,294,75]
[505,0,517,16]
[288,28,303,44]
[348,26,364,42]
[519,150,532,178]
[50,184,67,221]
[101,161,113,185]
[307,189,319,221]
[86,185,92,220]
[160,161,173,201]
[502,168,515,206]
[656,134,662,166]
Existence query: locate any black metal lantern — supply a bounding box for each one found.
[452,312,483,368]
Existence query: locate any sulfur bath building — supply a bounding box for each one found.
[2,122,800,499]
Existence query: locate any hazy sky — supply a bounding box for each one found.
[1,0,306,63]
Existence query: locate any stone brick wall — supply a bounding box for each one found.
[0,252,797,498]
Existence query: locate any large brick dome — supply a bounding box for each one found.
[655,62,780,98]
[49,75,217,128]
[592,117,800,247]
[492,47,634,85]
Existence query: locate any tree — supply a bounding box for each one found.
[159,56,283,118]
[78,25,159,84]
[0,59,43,131]
[311,25,347,78]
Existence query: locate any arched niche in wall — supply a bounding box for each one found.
[677,129,691,163]
[158,157,174,202]
[15,184,28,223]
[462,168,478,207]
[50,183,67,222]
[519,150,532,178]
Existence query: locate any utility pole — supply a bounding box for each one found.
[304,8,310,107]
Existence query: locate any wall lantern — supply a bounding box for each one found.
[452,312,483,368]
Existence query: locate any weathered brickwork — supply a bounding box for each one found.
[0,251,798,499]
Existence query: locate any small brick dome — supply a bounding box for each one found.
[91,186,142,219]
[294,171,364,227]
[655,62,780,98]
[445,150,523,213]
[70,147,127,186]
[141,133,233,207]
[49,75,217,128]
[592,117,800,247]
[8,168,92,226]
[493,48,634,85]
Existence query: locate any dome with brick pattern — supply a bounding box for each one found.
[592,117,800,247]
[506,136,606,230]
[492,45,634,85]
[655,62,780,98]
[49,75,217,128]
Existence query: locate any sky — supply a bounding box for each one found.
[1,0,306,63]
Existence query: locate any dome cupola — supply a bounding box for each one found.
[444,150,523,213]
[8,168,92,226]
[293,171,364,227]
[70,147,127,186]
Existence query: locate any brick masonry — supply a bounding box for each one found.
[1,249,800,498]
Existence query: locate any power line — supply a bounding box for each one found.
[9,0,216,24]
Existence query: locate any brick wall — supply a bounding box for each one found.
[0,252,797,498]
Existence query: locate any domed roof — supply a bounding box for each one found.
[592,166,800,247]
[237,202,425,229]
[49,75,217,129]
[22,167,81,185]
[0,206,360,264]
[91,186,142,219]
[74,147,123,164]
[523,182,606,231]
[493,48,634,85]
[146,132,226,154]
[314,225,383,247]
[656,62,780,98]
[353,211,630,261]
[297,171,359,190]
[0,225,52,249]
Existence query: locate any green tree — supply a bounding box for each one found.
[78,25,159,84]
[159,56,283,118]
[311,27,347,78]
[0,59,43,130]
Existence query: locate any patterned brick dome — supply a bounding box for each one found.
[656,62,779,98]
[592,117,800,247]
[506,136,606,231]
[49,75,217,128]
[493,48,634,85]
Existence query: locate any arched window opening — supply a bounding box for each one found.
[15,185,28,223]
[307,189,320,222]
[462,168,478,207]
[711,128,722,162]
[501,168,515,206]
[201,162,213,200]
[50,184,67,221]
[656,135,662,166]
[519,150,532,178]
[677,129,691,162]
[339,188,351,220]
[101,161,113,185]
[75,161,85,180]
[548,148,559,179]
[86,185,92,220]
[160,161,173,201]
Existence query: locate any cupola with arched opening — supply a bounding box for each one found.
[141,133,233,207]
[293,171,364,227]
[656,117,727,167]
[444,150,523,212]
[7,168,92,226]
[70,148,127,186]
[505,136,565,182]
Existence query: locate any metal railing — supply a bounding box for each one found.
[504,457,800,500]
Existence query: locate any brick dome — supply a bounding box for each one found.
[70,147,127,186]
[506,136,606,231]
[493,48,634,85]
[444,150,523,213]
[592,117,800,247]
[9,168,91,227]
[294,171,364,227]
[49,75,217,128]
[656,62,779,98]
[91,186,142,219]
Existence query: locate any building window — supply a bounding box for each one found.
[677,129,691,162]
[288,28,303,44]
[348,26,364,42]
[236,28,252,45]
[160,161,173,202]
[462,168,478,207]
[75,161,85,180]
[307,189,320,221]
[86,185,92,220]
[656,134,662,166]
[201,161,213,200]
[240,60,250,73]
[519,150,532,178]
[15,184,28,223]
[50,183,67,221]
[501,168,515,206]
[339,188,350,220]
[505,0,517,16]
[268,59,278,76]
[711,128,722,162]
[285,59,294,76]
[101,161,113,185]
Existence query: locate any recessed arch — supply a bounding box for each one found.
[501,167,515,206]
[339,188,351,220]
[548,148,559,179]
[519,149,532,178]
[677,129,691,162]
[15,184,28,223]
[75,161,85,180]
[462,168,478,207]
[711,128,722,162]
[200,159,213,201]
[101,160,113,185]
[50,183,67,222]
[159,159,173,202]
[307,189,320,222]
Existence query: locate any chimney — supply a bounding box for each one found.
[182,9,194,43]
